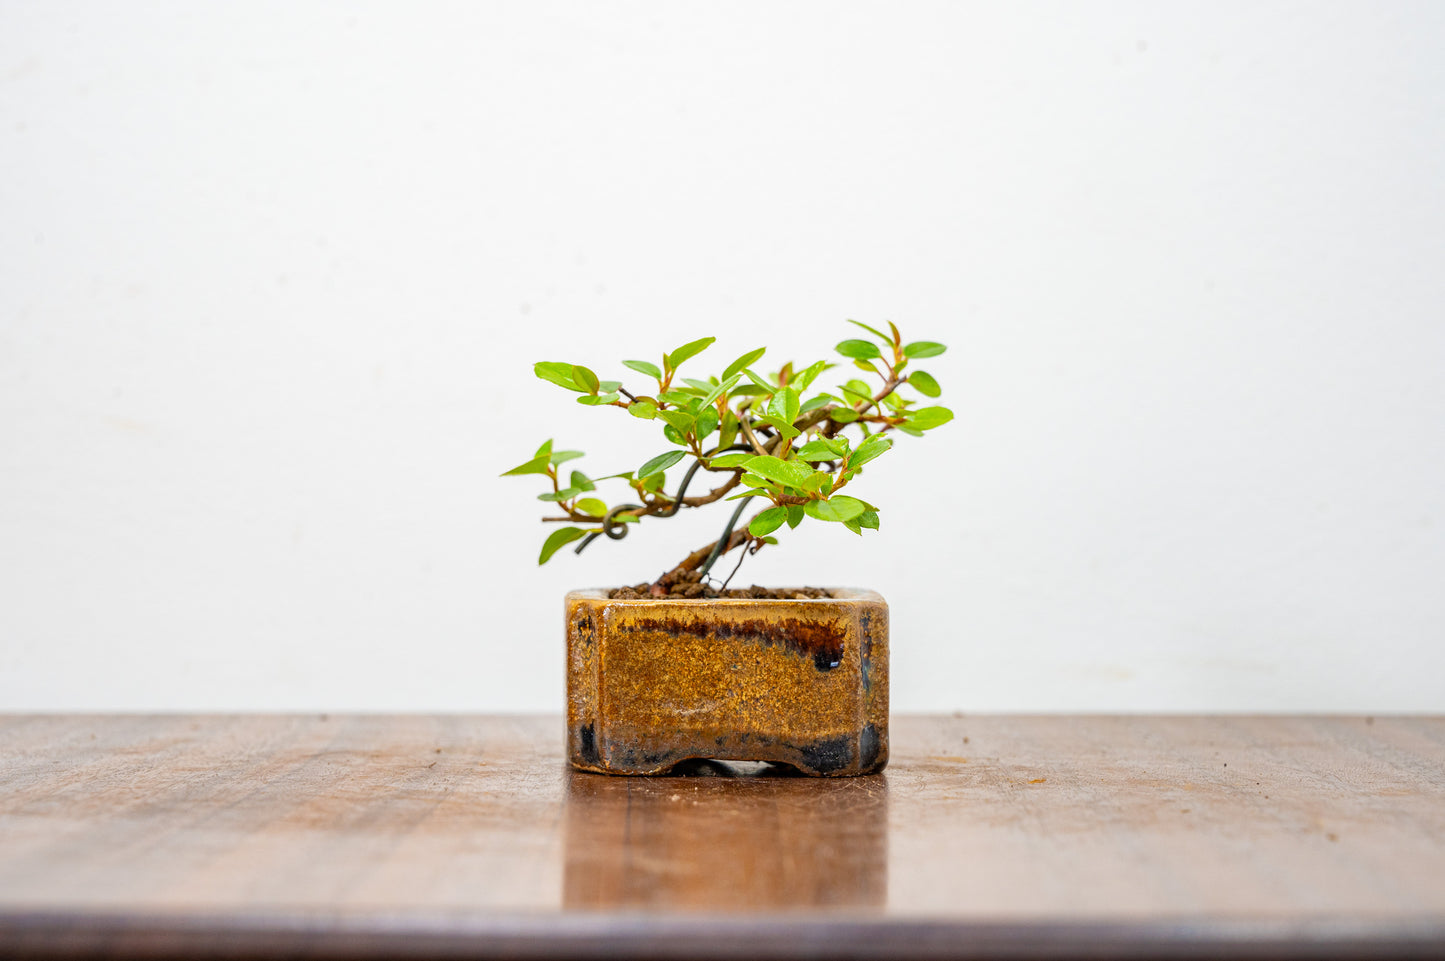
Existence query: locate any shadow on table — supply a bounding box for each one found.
[562,761,888,910]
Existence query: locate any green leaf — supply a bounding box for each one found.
[740,473,774,488]
[760,535,779,545]
[550,450,585,465]
[638,450,687,478]
[794,445,834,463]
[857,510,880,530]
[908,371,941,397]
[786,504,805,529]
[694,407,719,440]
[576,392,618,405]
[598,380,622,393]
[569,470,595,492]
[682,377,715,392]
[573,365,600,395]
[656,389,695,406]
[723,347,767,381]
[640,471,667,492]
[830,408,859,424]
[501,454,551,476]
[701,374,742,408]
[798,471,829,493]
[535,439,553,459]
[622,359,662,379]
[743,455,814,488]
[628,400,658,419]
[708,452,753,469]
[539,527,587,564]
[887,321,901,346]
[716,411,739,450]
[756,416,800,439]
[665,336,716,370]
[657,409,695,434]
[843,518,864,535]
[537,487,583,502]
[575,498,607,518]
[748,506,788,537]
[850,434,892,468]
[534,362,583,392]
[796,437,847,461]
[767,386,800,426]
[724,490,765,501]
[847,319,892,343]
[729,384,770,398]
[903,341,947,359]
[836,339,883,361]
[662,424,686,446]
[804,496,867,523]
[904,406,954,430]
[795,360,831,391]
[839,380,874,406]
[741,367,776,393]
[799,395,832,414]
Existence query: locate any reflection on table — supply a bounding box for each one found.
[563,761,888,910]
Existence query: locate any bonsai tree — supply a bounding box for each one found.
[502,320,952,597]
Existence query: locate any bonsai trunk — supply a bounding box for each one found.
[651,527,752,596]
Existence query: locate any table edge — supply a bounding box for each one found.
[2,909,1443,960]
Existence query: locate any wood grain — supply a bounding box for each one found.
[1,714,1443,958]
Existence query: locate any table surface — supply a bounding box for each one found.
[2,714,1443,959]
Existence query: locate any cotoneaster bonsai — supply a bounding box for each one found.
[504,321,952,776]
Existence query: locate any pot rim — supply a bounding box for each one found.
[567,587,885,604]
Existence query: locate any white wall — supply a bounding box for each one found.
[3,2,1442,713]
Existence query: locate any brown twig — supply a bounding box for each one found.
[719,541,750,591]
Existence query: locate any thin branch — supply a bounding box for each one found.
[719,542,749,591]
[737,410,770,456]
[854,376,902,419]
[680,473,742,506]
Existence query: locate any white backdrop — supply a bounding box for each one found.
[3,2,1443,713]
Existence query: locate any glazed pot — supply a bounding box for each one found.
[565,588,888,777]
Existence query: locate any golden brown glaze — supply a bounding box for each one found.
[566,588,888,776]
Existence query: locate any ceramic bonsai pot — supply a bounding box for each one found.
[566,587,888,776]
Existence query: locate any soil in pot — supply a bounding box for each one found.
[609,569,831,600]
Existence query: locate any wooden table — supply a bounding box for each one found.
[1,715,1442,959]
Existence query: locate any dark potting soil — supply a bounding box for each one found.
[608,570,831,601]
